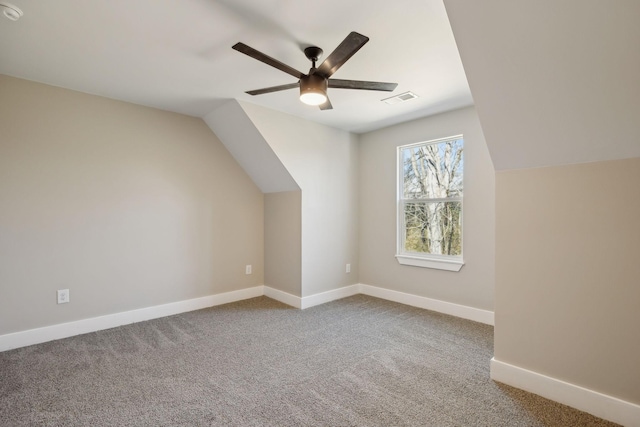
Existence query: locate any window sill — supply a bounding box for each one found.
[395,254,464,272]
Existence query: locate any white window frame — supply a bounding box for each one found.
[396,135,464,272]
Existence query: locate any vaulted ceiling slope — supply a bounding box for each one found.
[0,0,472,134]
[204,100,299,193]
[444,0,640,171]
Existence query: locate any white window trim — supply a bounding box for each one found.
[396,135,464,272]
[395,254,464,272]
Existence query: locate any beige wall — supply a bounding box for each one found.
[264,191,302,296]
[0,75,264,335]
[240,102,360,297]
[358,106,495,310]
[496,158,640,404]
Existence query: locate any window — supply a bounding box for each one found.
[396,136,464,271]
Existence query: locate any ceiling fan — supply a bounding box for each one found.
[232,32,398,110]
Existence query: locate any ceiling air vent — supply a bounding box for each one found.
[382,91,419,105]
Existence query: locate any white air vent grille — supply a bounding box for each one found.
[382,91,419,105]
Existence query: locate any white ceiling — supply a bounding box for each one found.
[0,0,472,133]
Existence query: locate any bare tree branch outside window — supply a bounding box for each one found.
[399,137,463,256]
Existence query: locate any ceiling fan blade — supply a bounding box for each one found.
[316,32,369,78]
[246,83,300,96]
[319,98,333,110]
[233,42,304,79]
[328,79,398,92]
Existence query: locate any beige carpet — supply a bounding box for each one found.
[0,295,619,426]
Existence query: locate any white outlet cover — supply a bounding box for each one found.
[57,289,69,304]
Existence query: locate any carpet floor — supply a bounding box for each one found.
[0,295,619,426]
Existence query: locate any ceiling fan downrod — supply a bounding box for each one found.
[304,46,323,69]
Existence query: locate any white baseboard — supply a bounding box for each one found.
[0,286,264,352]
[301,284,360,309]
[358,283,494,325]
[1,283,494,352]
[263,286,301,308]
[263,284,360,310]
[491,358,640,427]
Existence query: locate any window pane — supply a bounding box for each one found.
[403,201,462,256]
[402,138,463,199]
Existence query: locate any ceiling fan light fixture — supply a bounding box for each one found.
[300,91,327,106]
[300,74,328,106]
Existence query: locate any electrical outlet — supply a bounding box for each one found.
[57,289,70,304]
[245,265,252,275]
[346,264,351,273]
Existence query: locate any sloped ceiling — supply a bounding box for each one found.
[0,0,472,134]
[444,0,640,170]
[203,100,299,193]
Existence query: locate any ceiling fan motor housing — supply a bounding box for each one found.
[300,73,328,104]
